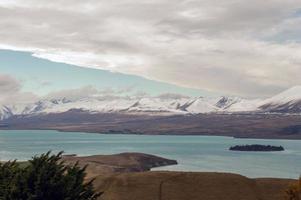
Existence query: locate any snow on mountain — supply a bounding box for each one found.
[22,100,62,114]
[261,86,301,104]
[55,97,138,113]
[0,86,300,120]
[0,103,30,120]
[127,97,189,114]
[181,97,219,113]
[0,105,13,120]
[36,96,253,115]
[0,95,278,120]
[180,96,261,113]
[215,96,240,109]
[221,98,262,112]
[21,97,136,114]
[259,86,301,113]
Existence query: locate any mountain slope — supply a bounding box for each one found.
[259,86,301,113]
[0,105,13,120]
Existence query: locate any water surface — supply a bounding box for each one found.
[0,130,300,178]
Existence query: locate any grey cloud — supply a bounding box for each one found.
[0,74,37,105]
[0,0,301,97]
[0,74,20,94]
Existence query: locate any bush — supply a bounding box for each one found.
[285,177,301,200]
[0,152,101,200]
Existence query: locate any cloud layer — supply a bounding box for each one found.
[0,0,301,97]
[0,74,172,105]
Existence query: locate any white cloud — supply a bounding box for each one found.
[0,0,301,97]
[45,85,137,101]
[45,85,191,103]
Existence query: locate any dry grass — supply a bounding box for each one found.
[92,171,295,200]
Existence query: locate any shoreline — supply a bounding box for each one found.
[2,153,298,180]
[1,128,301,140]
[0,151,298,180]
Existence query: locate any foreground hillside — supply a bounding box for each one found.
[93,171,293,200]
[61,153,295,200]
[1,152,295,200]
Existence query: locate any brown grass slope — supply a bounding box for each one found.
[61,153,295,200]
[93,172,294,200]
[62,153,177,179]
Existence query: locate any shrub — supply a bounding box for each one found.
[0,152,101,200]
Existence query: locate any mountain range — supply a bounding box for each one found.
[1,86,301,120]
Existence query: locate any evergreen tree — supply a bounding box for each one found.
[0,152,102,200]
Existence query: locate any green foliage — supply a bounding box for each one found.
[0,152,101,200]
[0,161,21,199]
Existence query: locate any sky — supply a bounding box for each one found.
[0,0,301,103]
[0,50,212,104]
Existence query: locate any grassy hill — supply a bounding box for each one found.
[93,171,294,200]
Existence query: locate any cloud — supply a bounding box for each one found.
[0,74,20,94]
[156,93,189,100]
[45,85,192,103]
[0,74,37,105]
[45,85,137,101]
[45,86,99,101]
[0,0,301,97]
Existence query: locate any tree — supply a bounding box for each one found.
[0,152,102,200]
[0,161,21,199]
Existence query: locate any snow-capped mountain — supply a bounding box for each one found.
[22,96,259,115]
[0,86,300,120]
[259,86,301,113]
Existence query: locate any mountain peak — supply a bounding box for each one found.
[265,86,301,104]
[259,86,301,113]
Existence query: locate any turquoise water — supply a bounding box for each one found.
[0,130,300,178]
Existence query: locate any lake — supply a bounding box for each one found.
[0,130,300,178]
